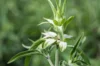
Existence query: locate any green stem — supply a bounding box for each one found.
[45,54,54,66]
[55,47,59,66]
[47,57,54,66]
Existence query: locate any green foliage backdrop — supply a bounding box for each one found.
[0,0,100,66]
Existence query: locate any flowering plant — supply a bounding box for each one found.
[8,0,90,66]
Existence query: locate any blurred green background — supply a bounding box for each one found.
[0,0,100,66]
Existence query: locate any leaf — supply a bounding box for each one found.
[67,45,74,48]
[24,56,31,66]
[28,38,34,43]
[76,49,91,65]
[59,0,61,7]
[22,44,31,49]
[62,0,67,14]
[38,22,48,26]
[8,50,39,64]
[53,20,59,25]
[30,38,45,50]
[47,0,56,17]
[63,16,74,30]
[74,60,88,65]
[70,33,84,58]
[44,18,55,26]
[60,61,66,66]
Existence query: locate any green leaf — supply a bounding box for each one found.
[60,61,66,66]
[22,44,31,49]
[24,56,31,66]
[38,22,48,26]
[30,38,45,50]
[62,0,67,14]
[70,33,84,58]
[47,0,56,17]
[53,20,59,25]
[74,60,88,65]
[63,16,74,30]
[59,0,61,7]
[8,50,38,64]
[44,18,55,26]
[28,38,34,43]
[60,18,66,26]
[77,49,91,65]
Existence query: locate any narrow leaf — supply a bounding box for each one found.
[38,22,48,26]
[77,49,91,65]
[47,0,56,17]
[64,16,74,30]
[74,60,87,65]
[22,44,31,49]
[24,56,31,66]
[8,50,38,64]
[70,33,84,58]
[28,38,34,43]
[59,0,61,7]
[62,0,67,14]
[44,18,55,26]
[30,38,45,50]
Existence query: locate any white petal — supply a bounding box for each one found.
[42,31,57,38]
[44,39,56,48]
[59,41,67,52]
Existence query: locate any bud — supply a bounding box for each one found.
[59,41,67,52]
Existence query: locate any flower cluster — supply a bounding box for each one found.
[40,31,72,52]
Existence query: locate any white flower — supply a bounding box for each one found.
[43,39,56,48]
[42,31,57,38]
[59,41,67,52]
[64,34,72,38]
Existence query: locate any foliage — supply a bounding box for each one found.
[0,0,99,66]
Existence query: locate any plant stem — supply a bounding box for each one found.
[46,54,54,66]
[47,57,54,66]
[55,47,59,66]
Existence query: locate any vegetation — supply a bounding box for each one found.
[0,0,100,66]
